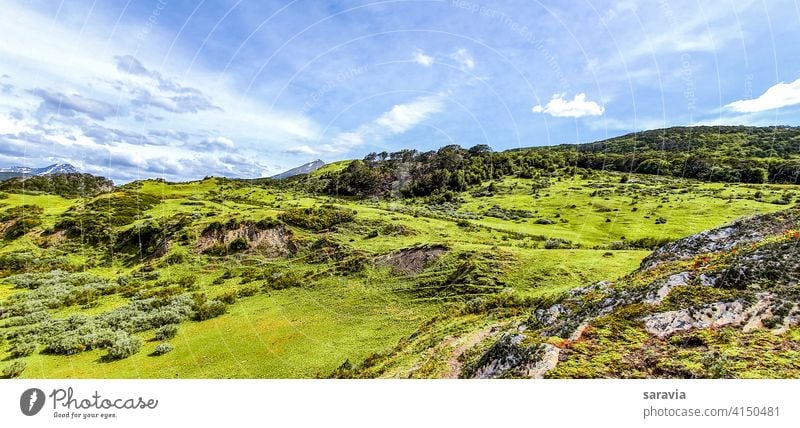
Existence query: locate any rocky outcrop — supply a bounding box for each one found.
[641,207,800,270]
[642,301,748,338]
[470,205,800,378]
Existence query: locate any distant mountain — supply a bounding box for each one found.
[0,163,80,181]
[271,159,325,180]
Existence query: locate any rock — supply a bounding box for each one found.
[642,301,748,338]
[644,272,691,305]
[528,344,561,379]
[534,304,567,326]
[641,207,800,270]
[469,333,548,379]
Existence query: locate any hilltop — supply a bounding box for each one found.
[541,125,800,184]
[290,126,800,203]
[0,173,113,198]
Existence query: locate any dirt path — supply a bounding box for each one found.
[442,325,499,379]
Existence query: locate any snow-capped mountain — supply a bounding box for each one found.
[271,159,325,179]
[0,163,80,180]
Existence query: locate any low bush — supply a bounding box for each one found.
[190,293,227,321]
[216,290,238,304]
[483,205,533,220]
[227,237,249,253]
[9,340,36,359]
[104,331,142,361]
[155,324,178,341]
[150,343,174,356]
[269,270,303,290]
[1,361,26,378]
[237,285,260,297]
[278,205,355,231]
[544,238,573,249]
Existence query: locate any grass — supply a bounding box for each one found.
[18,276,435,378]
[0,170,793,378]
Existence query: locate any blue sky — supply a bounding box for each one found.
[0,0,799,182]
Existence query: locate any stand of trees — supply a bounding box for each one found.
[313,126,800,198]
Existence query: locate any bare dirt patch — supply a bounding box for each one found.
[379,244,447,275]
[197,224,297,257]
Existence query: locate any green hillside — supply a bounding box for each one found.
[1,126,799,379]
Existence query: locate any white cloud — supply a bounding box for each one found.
[413,49,434,67]
[0,2,318,181]
[450,49,475,70]
[532,93,604,118]
[726,78,800,113]
[302,93,446,156]
[374,95,444,133]
[197,136,235,150]
[285,145,321,155]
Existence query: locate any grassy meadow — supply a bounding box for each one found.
[0,169,795,378]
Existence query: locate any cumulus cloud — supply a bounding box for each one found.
[413,49,434,67]
[532,93,604,118]
[450,48,475,70]
[374,95,444,133]
[726,78,800,113]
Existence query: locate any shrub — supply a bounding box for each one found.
[150,343,174,356]
[255,218,281,229]
[544,238,572,249]
[190,293,227,321]
[162,249,188,266]
[9,340,36,358]
[203,243,228,256]
[54,192,161,245]
[609,241,627,250]
[626,236,674,250]
[176,275,198,290]
[227,237,249,253]
[217,290,238,304]
[483,205,533,220]
[104,331,142,361]
[278,205,355,231]
[155,324,178,341]
[269,270,303,290]
[655,217,668,224]
[1,361,26,378]
[236,285,260,297]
